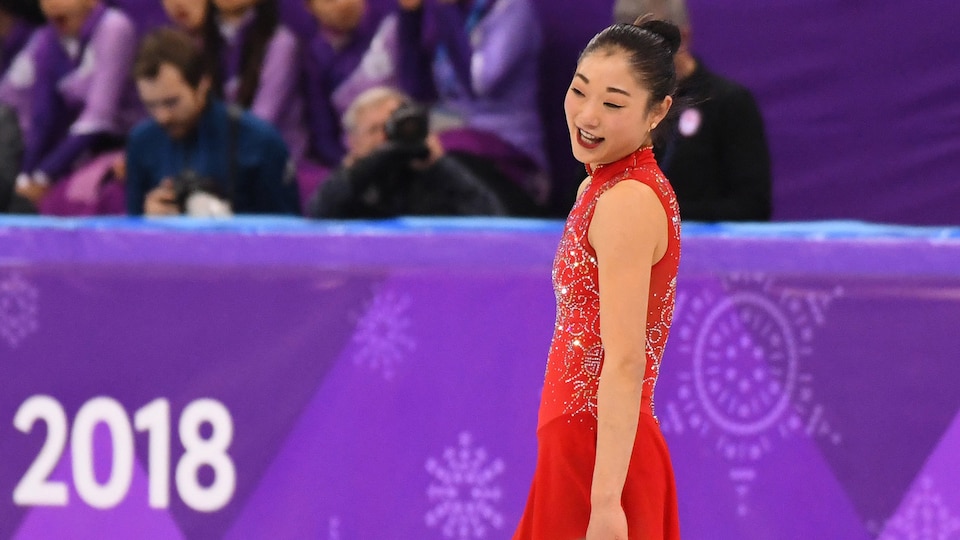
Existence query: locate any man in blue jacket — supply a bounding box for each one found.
[125,27,299,216]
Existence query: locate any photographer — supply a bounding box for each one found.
[306,86,510,219]
[125,28,299,217]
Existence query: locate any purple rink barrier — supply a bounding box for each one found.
[2,216,960,539]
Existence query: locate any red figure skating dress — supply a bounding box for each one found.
[514,146,682,540]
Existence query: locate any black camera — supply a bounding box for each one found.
[172,170,231,216]
[384,102,429,145]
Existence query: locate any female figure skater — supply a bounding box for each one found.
[513,18,683,540]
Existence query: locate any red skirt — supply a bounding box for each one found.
[513,413,680,540]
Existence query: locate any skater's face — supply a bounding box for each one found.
[564,47,671,167]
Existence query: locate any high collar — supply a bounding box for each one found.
[585,146,656,179]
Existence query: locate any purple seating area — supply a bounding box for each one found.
[3,0,959,222]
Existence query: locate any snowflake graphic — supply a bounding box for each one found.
[351,287,415,380]
[879,476,960,540]
[425,432,506,539]
[0,272,39,348]
[660,274,842,515]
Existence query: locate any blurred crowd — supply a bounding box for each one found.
[0,0,548,218]
[0,0,773,221]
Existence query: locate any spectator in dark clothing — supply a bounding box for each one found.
[0,102,33,213]
[126,27,298,216]
[307,86,509,218]
[615,0,772,222]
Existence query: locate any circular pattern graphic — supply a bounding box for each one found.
[692,293,799,437]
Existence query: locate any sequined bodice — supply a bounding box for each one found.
[538,147,681,430]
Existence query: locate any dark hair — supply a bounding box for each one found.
[579,18,681,110]
[201,0,280,108]
[134,27,209,88]
[0,0,46,24]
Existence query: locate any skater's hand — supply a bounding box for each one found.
[585,503,627,540]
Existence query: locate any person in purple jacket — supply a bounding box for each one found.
[0,2,43,78]
[300,0,389,168]
[278,0,318,41]
[395,0,549,204]
[7,0,141,206]
[200,0,307,166]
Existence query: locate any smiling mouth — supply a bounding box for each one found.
[576,128,604,149]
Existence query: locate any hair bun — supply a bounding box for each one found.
[637,19,682,56]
